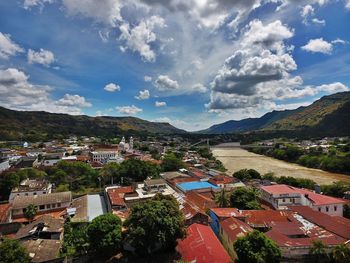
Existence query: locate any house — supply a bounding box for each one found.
[260,184,345,216]
[209,208,240,236]
[0,203,11,223]
[16,215,64,241]
[106,186,134,212]
[90,150,117,163]
[208,175,245,189]
[219,217,253,260]
[9,179,52,203]
[265,209,346,261]
[143,178,167,192]
[176,223,232,263]
[22,239,63,263]
[185,191,217,213]
[180,201,209,226]
[11,192,72,220]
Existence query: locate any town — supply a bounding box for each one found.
[0,135,349,263]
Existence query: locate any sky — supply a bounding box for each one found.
[0,0,349,131]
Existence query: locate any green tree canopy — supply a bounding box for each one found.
[234,230,282,263]
[87,213,122,257]
[124,194,185,255]
[24,204,38,220]
[118,158,160,183]
[332,244,350,263]
[215,189,230,208]
[161,153,184,172]
[233,169,261,181]
[0,238,31,263]
[309,240,329,263]
[230,187,260,210]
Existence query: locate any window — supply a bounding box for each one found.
[334,206,337,211]
[57,203,61,208]
[47,204,51,209]
[282,198,285,202]
[39,205,45,210]
[52,204,56,208]
[33,192,37,195]
[326,207,329,212]
[43,192,46,194]
[318,207,321,212]
[25,193,28,196]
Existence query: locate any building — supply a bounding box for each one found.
[143,178,167,192]
[106,186,134,212]
[11,192,72,220]
[0,158,10,173]
[219,217,253,260]
[260,184,345,216]
[176,223,232,263]
[209,208,240,236]
[22,239,63,263]
[16,215,64,241]
[9,179,52,202]
[90,150,117,163]
[177,181,220,193]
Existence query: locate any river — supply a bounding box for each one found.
[211,146,350,185]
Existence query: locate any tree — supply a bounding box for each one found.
[331,244,350,263]
[87,213,122,257]
[62,221,89,257]
[99,162,120,185]
[230,187,260,210]
[0,238,31,263]
[161,153,184,172]
[234,230,281,263]
[233,169,261,181]
[309,240,328,263]
[118,159,159,183]
[24,204,37,220]
[215,189,230,208]
[124,195,185,255]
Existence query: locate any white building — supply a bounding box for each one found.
[9,179,52,203]
[260,184,345,216]
[90,151,117,163]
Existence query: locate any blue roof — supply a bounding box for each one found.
[177,181,219,192]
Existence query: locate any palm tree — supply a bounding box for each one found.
[332,244,350,263]
[309,240,329,263]
[215,188,229,208]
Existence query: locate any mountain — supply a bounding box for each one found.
[198,109,302,134]
[0,107,185,141]
[198,91,350,136]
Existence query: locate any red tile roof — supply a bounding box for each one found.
[210,208,240,218]
[289,206,350,240]
[0,203,11,223]
[261,184,345,206]
[185,191,217,212]
[220,217,253,242]
[261,184,300,195]
[176,223,231,263]
[240,210,292,228]
[209,175,236,186]
[107,186,134,207]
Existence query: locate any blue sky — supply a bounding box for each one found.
[0,0,349,131]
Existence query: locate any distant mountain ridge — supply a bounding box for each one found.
[0,107,185,140]
[198,91,350,136]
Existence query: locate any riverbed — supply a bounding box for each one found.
[211,147,350,185]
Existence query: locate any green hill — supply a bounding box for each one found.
[0,107,185,141]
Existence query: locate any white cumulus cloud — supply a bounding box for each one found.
[119,16,165,62]
[0,32,24,59]
[154,75,179,91]
[301,38,333,54]
[135,89,150,100]
[116,105,143,115]
[27,48,55,66]
[155,101,166,107]
[104,83,121,92]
